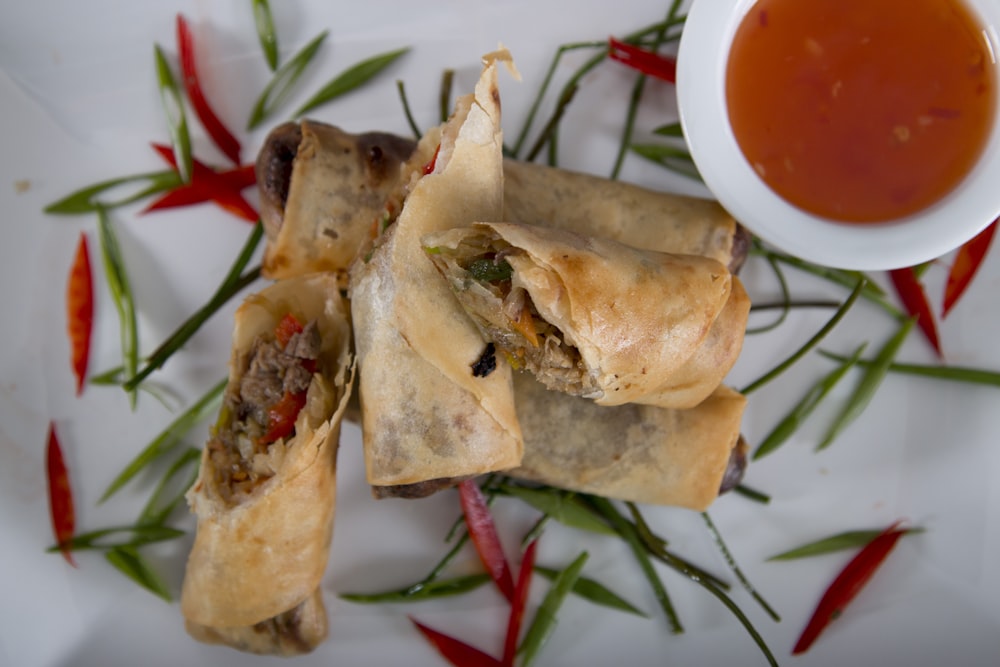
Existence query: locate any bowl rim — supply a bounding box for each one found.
[676,0,1000,270]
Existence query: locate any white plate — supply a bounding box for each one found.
[1,2,998,666]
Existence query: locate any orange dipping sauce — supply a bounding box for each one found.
[726,0,997,223]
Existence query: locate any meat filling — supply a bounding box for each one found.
[208,319,321,503]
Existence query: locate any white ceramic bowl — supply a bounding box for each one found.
[677,0,1000,270]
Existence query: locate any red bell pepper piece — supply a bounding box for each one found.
[459,479,515,602]
[942,218,997,318]
[607,37,677,83]
[888,267,941,357]
[66,232,94,395]
[410,617,503,667]
[792,522,910,654]
[46,422,78,567]
[423,144,442,175]
[176,14,242,166]
[261,390,308,445]
[145,143,258,222]
[502,538,538,666]
[274,313,305,348]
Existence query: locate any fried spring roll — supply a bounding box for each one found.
[423,222,749,409]
[347,50,524,498]
[509,373,747,510]
[256,121,417,287]
[180,273,354,654]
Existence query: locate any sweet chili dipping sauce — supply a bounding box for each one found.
[726,0,997,223]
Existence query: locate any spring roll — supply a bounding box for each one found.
[255,121,417,287]
[181,273,354,654]
[502,159,750,272]
[509,373,747,510]
[422,222,748,409]
[348,49,524,498]
[254,124,749,284]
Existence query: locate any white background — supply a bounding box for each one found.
[1,1,998,666]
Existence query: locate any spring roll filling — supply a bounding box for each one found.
[427,240,600,398]
[208,317,322,504]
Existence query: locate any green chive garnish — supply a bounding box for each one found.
[153,44,192,183]
[294,46,410,118]
[246,31,328,130]
[96,206,139,409]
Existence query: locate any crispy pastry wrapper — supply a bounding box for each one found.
[423,221,748,409]
[253,123,747,289]
[348,49,524,492]
[184,589,327,656]
[502,159,748,271]
[256,121,417,287]
[509,373,747,510]
[181,273,354,639]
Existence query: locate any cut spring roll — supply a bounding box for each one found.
[423,222,749,409]
[181,273,354,654]
[509,373,748,510]
[256,121,417,287]
[348,49,524,498]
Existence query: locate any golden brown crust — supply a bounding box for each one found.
[502,159,743,269]
[184,589,328,656]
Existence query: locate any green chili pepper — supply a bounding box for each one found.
[753,343,868,460]
[628,142,701,180]
[768,527,925,561]
[818,350,1000,388]
[439,68,455,123]
[534,565,647,617]
[702,512,780,622]
[44,171,182,215]
[124,223,263,391]
[137,447,201,526]
[101,377,226,502]
[105,547,172,601]
[153,44,193,183]
[47,524,185,553]
[585,496,682,634]
[498,484,616,536]
[294,46,410,118]
[652,121,685,137]
[817,318,915,450]
[96,206,139,409]
[396,79,422,139]
[467,258,513,283]
[518,551,589,666]
[741,278,866,396]
[246,31,328,130]
[340,573,491,604]
[746,254,791,335]
[252,0,279,71]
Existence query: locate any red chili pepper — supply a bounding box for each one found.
[888,266,941,357]
[261,390,308,445]
[410,617,503,667]
[942,218,997,318]
[66,232,94,396]
[176,14,242,165]
[146,143,258,222]
[502,538,538,667]
[274,313,305,348]
[46,422,78,568]
[459,479,515,602]
[607,37,677,83]
[792,522,910,654]
[423,144,441,175]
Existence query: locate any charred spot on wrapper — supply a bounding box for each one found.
[471,343,497,377]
